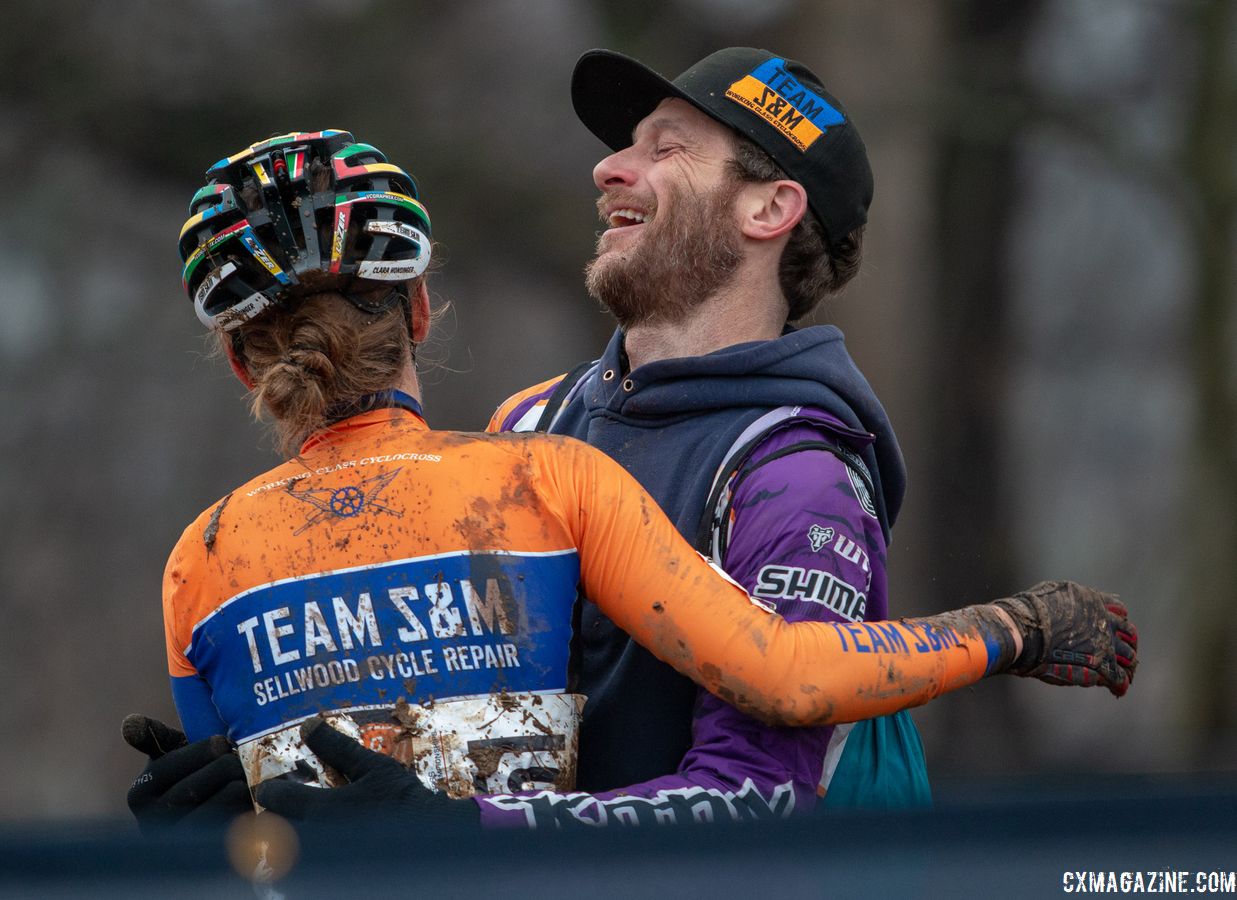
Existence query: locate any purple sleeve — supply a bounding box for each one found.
[473,418,889,829]
[487,378,564,433]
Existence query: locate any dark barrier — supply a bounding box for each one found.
[2,775,1235,899]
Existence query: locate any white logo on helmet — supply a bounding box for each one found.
[357,223,431,280]
[224,292,273,329]
[194,260,235,313]
[194,261,273,331]
[366,220,422,242]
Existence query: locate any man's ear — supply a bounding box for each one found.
[409,280,431,344]
[738,179,808,242]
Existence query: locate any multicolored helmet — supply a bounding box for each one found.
[178,130,432,331]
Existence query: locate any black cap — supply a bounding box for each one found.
[572,47,873,249]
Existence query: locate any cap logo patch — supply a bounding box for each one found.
[725,58,845,152]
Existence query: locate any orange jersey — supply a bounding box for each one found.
[165,405,994,747]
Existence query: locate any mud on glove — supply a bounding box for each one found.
[992,581,1138,696]
[122,714,252,835]
[253,716,481,830]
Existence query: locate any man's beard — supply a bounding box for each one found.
[584,180,742,329]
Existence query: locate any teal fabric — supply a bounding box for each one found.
[820,711,932,809]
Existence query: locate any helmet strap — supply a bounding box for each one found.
[342,283,408,316]
[399,291,418,368]
[224,338,256,390]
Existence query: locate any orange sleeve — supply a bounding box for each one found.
[162,523,207,679]
[534,436,998,727]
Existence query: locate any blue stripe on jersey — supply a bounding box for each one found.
[171,673,228,741]
[982,630,1007,676]
[187,550,580,743]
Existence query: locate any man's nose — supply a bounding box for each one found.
[592,146,639,191]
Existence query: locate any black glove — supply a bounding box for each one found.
[992,581,1138,696]
[254,716,480,830]
[122,713,252,834]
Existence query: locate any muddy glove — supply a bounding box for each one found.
[992,581,1138,696]
[122,714,251,834]
[254,716,481,830]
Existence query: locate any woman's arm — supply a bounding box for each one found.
[540,437,1136,727]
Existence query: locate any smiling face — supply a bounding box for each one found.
[584,98,745,328]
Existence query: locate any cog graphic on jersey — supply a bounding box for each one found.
[329,485,366,517]
[286,467,403,534]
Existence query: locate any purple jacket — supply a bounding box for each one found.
[476,407,888,827]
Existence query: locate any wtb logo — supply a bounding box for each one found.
[807,524,835,552]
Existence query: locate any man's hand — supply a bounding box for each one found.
[253,716,480,830]
[992,581,1138,696]
[122,714,251,834]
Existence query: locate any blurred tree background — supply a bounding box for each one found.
[0,0,1232,819]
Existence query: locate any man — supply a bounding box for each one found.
[481,47,923,824]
